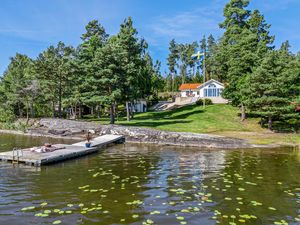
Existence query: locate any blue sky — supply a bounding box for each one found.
[0,0,300,75]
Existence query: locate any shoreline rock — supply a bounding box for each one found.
[0,118,286,149]
[25,118,281,149]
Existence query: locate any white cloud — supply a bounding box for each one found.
[148,1,224,43]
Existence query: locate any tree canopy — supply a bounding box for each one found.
[0,18,163,124]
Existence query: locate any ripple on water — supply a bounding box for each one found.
[0,137,299,225]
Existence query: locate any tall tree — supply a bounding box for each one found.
[1,54,34,117]
[151,60,164,96]
[167,39,179,92]
[35,42,75,118]
[177,43,197,84]
[200,35,208,81]
[244,50,299,130]
[219,0,274,120]
[206,34,217,80]
[248,9,274,61]
[115,17,147,121]
[94,37,126,124]
[75,20,109,117]
[219,0,251,120]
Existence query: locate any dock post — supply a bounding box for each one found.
[12,148,18,164]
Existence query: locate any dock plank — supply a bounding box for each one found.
[0,134,125,166]
[72,134,124,147]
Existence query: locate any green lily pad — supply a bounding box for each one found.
[268,207,277,211]
[176,216,185,221]
[21,206,35,211]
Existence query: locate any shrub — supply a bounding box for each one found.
[196,98,213,106]
[0,108,15,123]
[148,94,159,106]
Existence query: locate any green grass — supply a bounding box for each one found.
[118,104,263,133]
[84,104,300,146]
[86,104,262,133]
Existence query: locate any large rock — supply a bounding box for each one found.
[35,118,253,149]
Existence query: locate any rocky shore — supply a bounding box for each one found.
[4,118,277,149]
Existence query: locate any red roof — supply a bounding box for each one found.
[179,83,201,91]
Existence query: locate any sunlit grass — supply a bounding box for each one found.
[83,104,300,146]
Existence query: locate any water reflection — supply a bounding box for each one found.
[0,134,299,225]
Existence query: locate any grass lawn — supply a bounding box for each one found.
[84,104,300,146]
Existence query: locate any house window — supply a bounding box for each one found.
[204,84,223,97]
[197,91,200,96]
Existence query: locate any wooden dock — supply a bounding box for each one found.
[0,135,125,166]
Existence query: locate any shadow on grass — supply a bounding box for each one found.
[118,119,193,128]
[134,105,204,121]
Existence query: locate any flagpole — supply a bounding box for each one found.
[191,51,206,109]
[203,51,206,109]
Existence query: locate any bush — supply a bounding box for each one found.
[158,92,174,101]
[0,108,15,123]
[196,98,213,106]
[148,94,159,107]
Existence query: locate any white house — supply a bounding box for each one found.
[132,99,147,113]
[179,79,228,103]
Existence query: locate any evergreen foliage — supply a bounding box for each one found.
[0,18,162,124]
[164,0,299,131]
[0,0,299,131]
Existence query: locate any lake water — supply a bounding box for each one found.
[0,134,299,225]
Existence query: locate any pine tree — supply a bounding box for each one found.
[219,0,274,120]
[206,34,216,80]
[75,20,109,117]
[177,43,197,84]
[1,54,35,117]
[94,37,126,124]
[35,42,75,118]
[245,50,299,130]
[248,9,274,61]
[115,17,147,121]
[167,39,179,92]
[151,60,165,95]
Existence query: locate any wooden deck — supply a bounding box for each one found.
[0,135,125,166]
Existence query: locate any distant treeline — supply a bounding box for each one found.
[0,17,165,124]
[0,0,299,131]
[164,0,300,131]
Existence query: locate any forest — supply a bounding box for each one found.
[0,17,164,124]
[0,0,299,130]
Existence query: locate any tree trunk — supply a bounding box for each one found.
[52,101,56,118]
[78,104,82,119]
[69,107,72,119]
[126,101,130,121]
[171,73,175,93]
[115,103,118,121]
[268,116,273,130]
[91,106,94,116]
[110,103,115,124]
[26,101,29,125]
[260,118,264,127]
[58,78,62,118]
[130,101,134,119]
[30,100,35,118]
[18,102,22,118]
[240,103,246,121]
[97,105,101,119]
[74,104,77,119]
